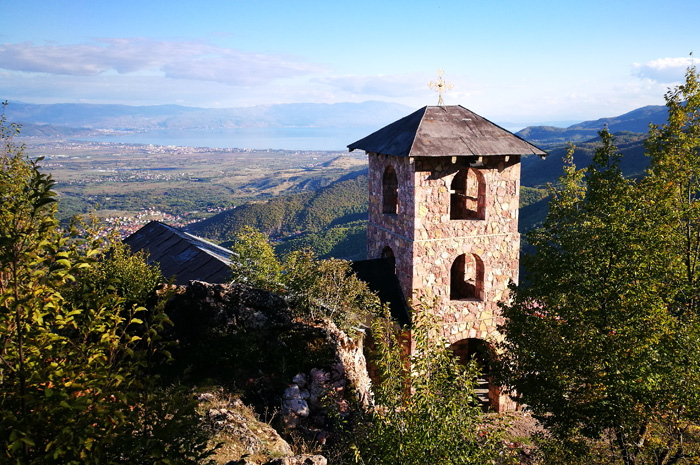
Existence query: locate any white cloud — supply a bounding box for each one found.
[316,74,426,98]
[1,42,685,126]
[0,39,324,86]
[0,71,352,108]
[633,57,700,84]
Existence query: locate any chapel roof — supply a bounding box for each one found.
[123,221,232,285]
[348,105,547,158]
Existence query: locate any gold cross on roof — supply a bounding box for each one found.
[428,69,453,106]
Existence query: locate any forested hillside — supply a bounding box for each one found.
[518,131,650,242]
[520,132,648,188]
[188,170,369,260]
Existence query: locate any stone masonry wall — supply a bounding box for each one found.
[367,153,416,297]
[367,153,520,347]
[366,152,521,413]
[411,156,521,346]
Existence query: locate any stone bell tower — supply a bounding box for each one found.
[349,104,546,411]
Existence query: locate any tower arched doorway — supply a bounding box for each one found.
[450,338,492,412]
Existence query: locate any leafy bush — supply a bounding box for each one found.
[283,249,379,331]
[229,226,379,334]
[0,105,214,464]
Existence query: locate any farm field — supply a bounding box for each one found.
[21,139,367,236]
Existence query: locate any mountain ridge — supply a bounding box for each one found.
[5,101,414,133]
[7,100,671,153]
[515,105,667,149]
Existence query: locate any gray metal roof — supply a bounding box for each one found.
[348,105,547,158]
[123,221,232,285]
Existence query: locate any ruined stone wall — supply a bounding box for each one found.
[410,156,521,346]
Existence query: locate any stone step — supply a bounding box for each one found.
[474,378,490,412]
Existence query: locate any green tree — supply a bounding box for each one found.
[0,106,213,464]
[229,227,379,333]
[495,68,700,465]
[230,225,283,291]
[348,298,508,465]
[645,65,700,318]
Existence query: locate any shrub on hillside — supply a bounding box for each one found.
[229,226,380,334]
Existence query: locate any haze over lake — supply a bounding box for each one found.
[74,127,386,151]
[8,101,535,151]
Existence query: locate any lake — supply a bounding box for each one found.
[78,126,382,151]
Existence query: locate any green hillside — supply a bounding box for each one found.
[188,170,369,260]
[516,105,666,150]
[521,132,648,188]
[518,131,650,254]
[191,171,554,262]
[188,191,312,240]
[274,219,368,261]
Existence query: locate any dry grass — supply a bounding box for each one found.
[196,388,291,465]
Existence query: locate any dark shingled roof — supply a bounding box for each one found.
[351,258,411,327]
[123,221,232,285]
[348,105,547,158]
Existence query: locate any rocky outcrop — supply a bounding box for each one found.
[281,326,373,434]
[198,392,293,459]
[281,365,347,431]
[167,281,372,405]
[263,455,327,465]
[165,281,373,461]
[166,280,293,334]
[225,455,327,465]
[325,322,373,407]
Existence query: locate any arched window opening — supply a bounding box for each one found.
[382,166,398,215]
[450,253,484,300]
[450,168,485,220]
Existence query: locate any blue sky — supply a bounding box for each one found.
[1,0,698,125]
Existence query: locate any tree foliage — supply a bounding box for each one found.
[229,226,379,333]
[0,105,213,464]
[230,226,283,291]
[495,67,700,465]
[645,65,700,319]
[283,249,379,330]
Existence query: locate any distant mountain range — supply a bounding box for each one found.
[5,100,670,150]
[515,105,668,149]
[4,101,414,135]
